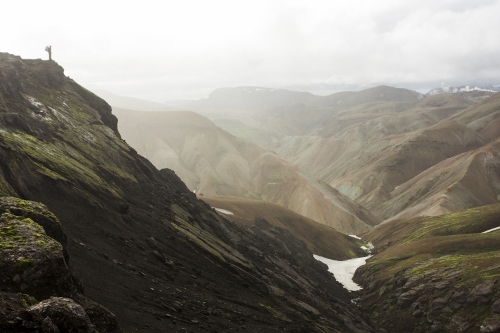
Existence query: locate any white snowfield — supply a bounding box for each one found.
[213,207,234,215]
[482,226,500,234]
[313,254,372,291]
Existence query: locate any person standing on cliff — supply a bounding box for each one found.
[45,46,52,60]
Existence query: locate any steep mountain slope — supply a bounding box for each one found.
[113,108,378,234]
[0,53,376,332]
[274,104,481,209]
[200,196,367,260]
[377,136,500,221]
[354,204,500,333]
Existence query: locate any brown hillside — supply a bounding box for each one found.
[200,196,367,260]
[114,108,378,234]
[272,93,498,220]
[377,137,500,221]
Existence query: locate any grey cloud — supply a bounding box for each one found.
[4,0,499,102]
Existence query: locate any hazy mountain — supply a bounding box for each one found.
[114,86,500,228]
[168,86,316,113]
[0,53,376,332]
[168,85,425,141]
[375,94,500,221]
[271,91,500,221]
[208,117,284,148]
[92,89,178,111]
[113,108,379,234]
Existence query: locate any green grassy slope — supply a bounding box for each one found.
[354,204,500,333]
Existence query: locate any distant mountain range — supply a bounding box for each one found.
[113,85,500,228]
[427,84,500,95]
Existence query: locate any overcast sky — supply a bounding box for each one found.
[2,0,500,102]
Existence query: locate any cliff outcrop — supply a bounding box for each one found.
[0,197,120,333]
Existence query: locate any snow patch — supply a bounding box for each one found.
[313,254,371,291]
[360,243,374,253]
[427,85,500,95]
[482,226,500,234]
[213,207,234,215]
[348,235,374,253]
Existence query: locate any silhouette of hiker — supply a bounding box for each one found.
[45,46,52,60]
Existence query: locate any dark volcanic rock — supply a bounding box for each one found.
[0,53,376,332]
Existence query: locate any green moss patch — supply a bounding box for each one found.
[15,258,34,272]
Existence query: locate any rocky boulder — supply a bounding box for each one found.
[28,297,97,333]
[0,205,73,299]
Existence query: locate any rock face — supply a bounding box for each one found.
[0,197,120,333]
[0,53,376,331]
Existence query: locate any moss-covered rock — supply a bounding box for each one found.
[0,197,66,250]
[0,196,121,332]
[0,211,70,299]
